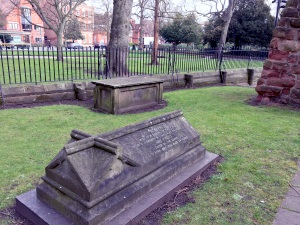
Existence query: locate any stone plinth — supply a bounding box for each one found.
[16,111,219,225]
[255,0,300,107]
[92,76,163,114]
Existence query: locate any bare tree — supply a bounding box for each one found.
[219,0,237,49]
[107,0,134,76]
[133,0,151,50]
[10,0,85,60]
[151,0,159,65]
[146,0,177,65]
[180,0,237,50]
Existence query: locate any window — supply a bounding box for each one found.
[76,10,79,16]
[88,11,91,18]
[82,10,85,17]
[21,7,32,31]
[34,25,42,34]
[82,23,86,30]
[8,23,19,30]
[22,24,32,31]
[35,37,43,43]
[23,35,30,43]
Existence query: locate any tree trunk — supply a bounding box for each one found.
[138,11,144,50]
[108,0,133,76]
[56,28,64,61]
[151,0,159,65]
[218,0,235,50]
[217,0,235,68]
[106,14,110,44]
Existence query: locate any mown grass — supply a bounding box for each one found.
[0,86,299,225]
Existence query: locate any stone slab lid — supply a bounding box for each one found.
[92,76,163,88]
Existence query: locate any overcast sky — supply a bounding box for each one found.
[86,0,279,19]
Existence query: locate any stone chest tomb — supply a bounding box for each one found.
[16,111,219,225]
[92,76,163,114]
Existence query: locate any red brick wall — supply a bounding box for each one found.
[3,0,44,45]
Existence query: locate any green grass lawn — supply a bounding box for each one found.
[0,86,299,225]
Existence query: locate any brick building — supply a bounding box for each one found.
[130,19,156,46]
[0,0,152,48]
[0,0,45,46]
[92,12,108,46]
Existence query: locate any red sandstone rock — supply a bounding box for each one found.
[290,19,300,28]
[281,8,299,18]
[273,28,288,39]
[282,88,291,95]
[263,60,273,70]
[268,78,295,87]
[269,49,289,61]
[281,40,300,52]
[292,65,300,74]
[256,85,282,97]
[287,54,298,63]
[272,62,288,72]
[261,97,271,104]
[286,0,298,7]
[261,70,281,78]
[278,18,290,27]
[270,38,280,49]
[257,78,266,85]
[291,88,300,98]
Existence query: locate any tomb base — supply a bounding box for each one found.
[16,151,219,225]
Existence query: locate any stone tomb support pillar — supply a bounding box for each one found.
[255,0,300,106]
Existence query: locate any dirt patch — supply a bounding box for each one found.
[247,96,300,112]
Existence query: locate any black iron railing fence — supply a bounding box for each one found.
[0,46,268,85]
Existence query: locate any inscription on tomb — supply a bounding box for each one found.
[135,123,189,156]
[102,115,199,166]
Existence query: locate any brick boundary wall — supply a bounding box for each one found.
[0,68,262,105]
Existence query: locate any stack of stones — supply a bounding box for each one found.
[256,0,300,106]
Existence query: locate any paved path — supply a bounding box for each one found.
[273,161,300,225]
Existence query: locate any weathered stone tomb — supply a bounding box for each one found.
[16,111,219,225]
[92,76,163,114]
